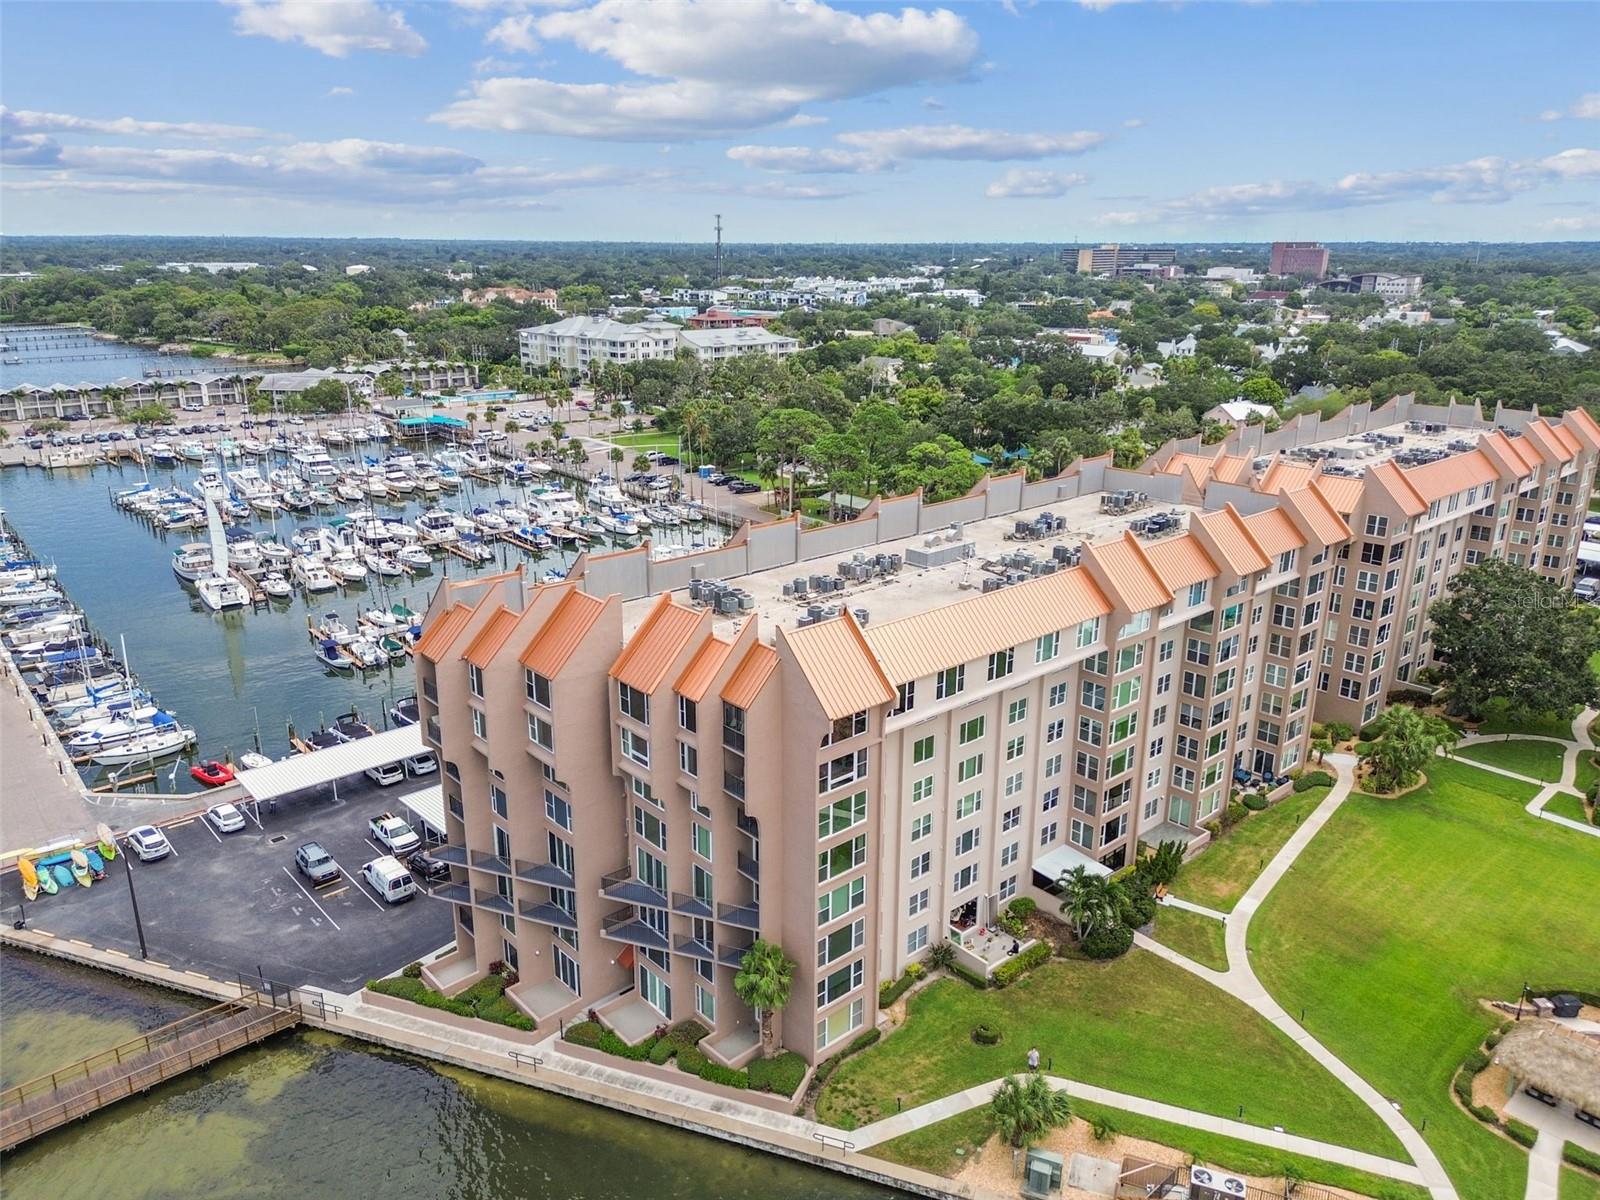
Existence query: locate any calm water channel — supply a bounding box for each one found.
[1,951,895,1199]
[1,455,712,793]
[0,326,234,390]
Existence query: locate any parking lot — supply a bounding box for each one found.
[3,775,454,994]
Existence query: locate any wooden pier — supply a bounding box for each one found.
[0,986,304,1151]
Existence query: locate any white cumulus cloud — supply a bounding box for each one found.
[486,14,539,52]
[1,106,268,140]
[837,123,1103,161]
[986,168,1088,198]
[226,0,427,58]
[1539,93,1600,121]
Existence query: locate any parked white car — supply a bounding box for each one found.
[126,825,172,862]
[206,802,246,834]
[365,761,404,787]
[403,752,437,776]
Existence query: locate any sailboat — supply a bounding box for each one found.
[194,496,249,612]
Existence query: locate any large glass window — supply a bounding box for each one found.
[618,682,649,723]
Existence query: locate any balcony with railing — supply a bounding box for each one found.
[425,714,441,749]
[518,897,578,930]
[717,938,753,969]
[516,858,574,887]
[723,769,746,801]
[736,851,760,883]
[600,866,667,908]
[716,900,760,931]
[474,888,515,917]
[470,850,513,877]
[671,890,713,919]
[432,881,472,905]
[431,844,470,869]
[736,810,759,838]
[600,907,670,952]
[422,678,439,704]
[673,933,715,962]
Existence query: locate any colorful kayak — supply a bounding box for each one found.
[18,857,39,901]
[85,847,106,878]
[97,821,118,861]
[36,866,58,895]
[70,849,92,888]
[52,863,74,889]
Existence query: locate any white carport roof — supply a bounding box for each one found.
[1577,541,1600,566]
[1032,842,1110,883]
[235,726,423,803]
[396,784,445,840]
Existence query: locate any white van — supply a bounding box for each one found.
[362,855,417,903]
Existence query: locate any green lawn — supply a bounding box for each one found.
[1543,792,1593,824]
[1168,786,1330,912]
[1562,1166,1600,1200]
[608,430,680,451]
[1456,738,1568,782]
[1475,699,1578,740]
[866,1102,1427,1199]
[1147,905,1229,971]
[1250,759,1600,1200]
[817,950,1403,1158]
[1575,750,1600,797]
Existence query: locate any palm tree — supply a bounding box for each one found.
[1364,706,1460,793]
[1057,866,1119,940]
[990,1073,1072,1148]
[733,939,796,1055]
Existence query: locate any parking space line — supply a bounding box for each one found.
[324,887,349,899]
[199,818,223,845]
[281,866,341,931]
[343,869,386,911]
[364,838,387,857]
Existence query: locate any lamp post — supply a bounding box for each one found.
[122,841,149,960]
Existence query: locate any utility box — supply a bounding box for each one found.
[1021,1149,1063,1198]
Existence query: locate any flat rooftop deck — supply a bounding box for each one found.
[1271,419,1490,475]
[623,489,1206,638]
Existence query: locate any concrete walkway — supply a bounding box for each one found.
[850,1073,1426,1186]
[1448,713,1600,840]
[1524,1132,1562,1200]
[0,652,98,854]
[1156,893,1229,923]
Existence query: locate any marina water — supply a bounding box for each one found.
[1,951,894,1199]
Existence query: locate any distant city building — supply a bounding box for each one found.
[345,264,373,276]
[159,262,261,274]
[1551,336,1591,356]
[1067,244,1178,275]
[873,318,914,337]
[1268,242,1330,278]
[1205,267,1262,285]
[1156,333,1198,359]
[686,309,779,329]
[1319,273,1423,301]
[676,327,799,363]
[518,317,680,371]
[1204,400,1277,425]
[256,368,374,405]
[463,286,560,310]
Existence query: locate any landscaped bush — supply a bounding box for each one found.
[747,1051,807,1097]
[367,973,533,1031]
[991,941,1053,988]
[676,1046,707,1075]
[1325,721,1355,743]
[1504,1117,1539,1148]
[924,941,956,971]
[949,960,990,989]
[1007,897,1037,920]
[564,1020,604,1048]
[1294,770,1336,792]
[846,1028,881,1056]
[668,1020,710,1046]
[880,969,919,1008]
[1119,891,1157,931]
[1564,1143,1600,1174]
[1242,793,1269,811]
[597,1029,658,1061]
[648,1036,680,1065]
[998,910,1028,937]
[1089,1111,1117,1141]
[1220,800,1248,830]
[1080,922,1134,960]
[402,961,424,978]
[971,1022,1003,1045]
[698,1061,749,1089]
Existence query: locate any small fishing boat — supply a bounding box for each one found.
[18,857,39,901]
[261,572,293,599]
[398,546,432,571]
[314,639,353,672]
[348,638,386,669]
[238,752,273,770]
[53,863,75,889]
[363,552,403,579]
[380,634,408,660]
[190,760,236,787]
[70,849,92,888]
[389,695,418,727]
[85,847,106,880]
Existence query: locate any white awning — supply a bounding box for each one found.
[1577,541,1600,565]
[397,784,446,840]
[1032,842,1110,883]
[235,726,423,803]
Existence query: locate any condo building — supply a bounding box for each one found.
[412,398,1600,1068]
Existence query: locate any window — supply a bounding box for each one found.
[1365,514,1389,537]
[906,926,929,954]
[911,775,935,804]
[722,703,745,752]
[1035,632,1060,663]
[1101,812,1128,845]
[1111,678,1140,709]
[892,681,916,715]
[692,864,713,907]
[525,670,552,708]
[1116,644,1145,673]
[998,874,1018,901]
[620,726,649,767]
[491,785,508,820]
[677,694,697,732]
[957,790,983,818]
[823,711,868,746]
[1048,682,1068,707]
[1005,736,1026,762]
[1070,819,1092,848]
[817,959,863,1007]
[1042,786,1061,812]
[817,877,865,925]
[527,712,554,751]
[1077,617,1101,647]
[912,734,935,763]
[1081,680,1105,711]
[1187,580,1209,607]
[634,805,667,851]
[554,945,580,996]
[987,647,1015,681]
[1078,716,1103,746]
[1038,823,1058,847]
[1001,842,1019,868]
[545,789,572,831]
[957,754,983,783]
[953,864,980,892]
[692,822,712,860]
[908,889,929,917]
[818,834,867,883]
[910,851,931,879]
[1003,805,1021,831]
[618,682,649,724]
[1046,719,1065,743]
[678,740,698,777]
[1074,751,1100,781]
[1008,698,1029,725]
[953,828,981,856]
[1110,713,1138,743]
[818,749,868,793]
[959,716,986,745]
[935,665,965,699]
[468,664,484,699]
[818,790,868,838]
[816,998,864,1051]
[696,984,716,1024]
[911,813,933,841]
[471,708,488,741]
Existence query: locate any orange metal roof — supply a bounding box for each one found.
[1402,450,1500,504]
[1213,454,1253,485]
[674,633,736,703]
[1312,474,1364,515]
[1143,534,1217,591]
[1086,534,1172,613]
[1192,507,1270,575]
[462,605,522,669]
[520,589,607,678]
[1501,431,1543,473]
[1562,406,1600,450]
[1522,420,1571,464]
[1243,507,1305,557]
[609,594,705,691]
[1552,422,1583,457]
[414,602,475,661]
[1290,482,1351,546]
[1161,452,1215,481]
[1366,461,1428,516]
[722,643,779,709]
[863,566,1111,685]
[781,614,896,720]
[1259,458,1316,494]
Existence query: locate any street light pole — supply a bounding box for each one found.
[123,843,148,960]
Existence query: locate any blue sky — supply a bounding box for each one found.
[1,0,1596,242]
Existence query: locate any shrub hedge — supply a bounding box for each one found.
[1007,897,1037,919]
[991,941,1052,988]
[567,1017,800,1095]
[564,1020,604,1047]
[1565,1143,1600,1174]
[676,1046,708,1076]
[699,1061,750,1090]
[879,970,917,1008]
[1119,891,1157,930]
[1504,1118,1539,1148]
[1081,923,1134,960]
[972,1022,1003,1045]
[648,1036,680,1065]
[949,960,990,989]
[747,1051,807,1097]
[1241,793,1269,811]
[367,974,534,1031]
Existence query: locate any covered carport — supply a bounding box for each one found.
[1031,842,1111,892]
[395,783,447,844]
[233,726,425,821]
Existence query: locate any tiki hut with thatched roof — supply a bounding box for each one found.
[1493,1021,1600,1114]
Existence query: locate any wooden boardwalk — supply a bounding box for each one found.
[0,994,301,1151]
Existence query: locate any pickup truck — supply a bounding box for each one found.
[368,812,420,856]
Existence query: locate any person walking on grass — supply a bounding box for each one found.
[1027,1046,1040,1072]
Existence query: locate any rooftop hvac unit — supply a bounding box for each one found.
[852,607,870,626]
[792,577,808,597]
[737,593,754,611]
[781,581,794,597]
[717,594,740,614]
[809,574,826,590]
[808,604,823,620]
[981,577,1002,593]
[797,613,816,627]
